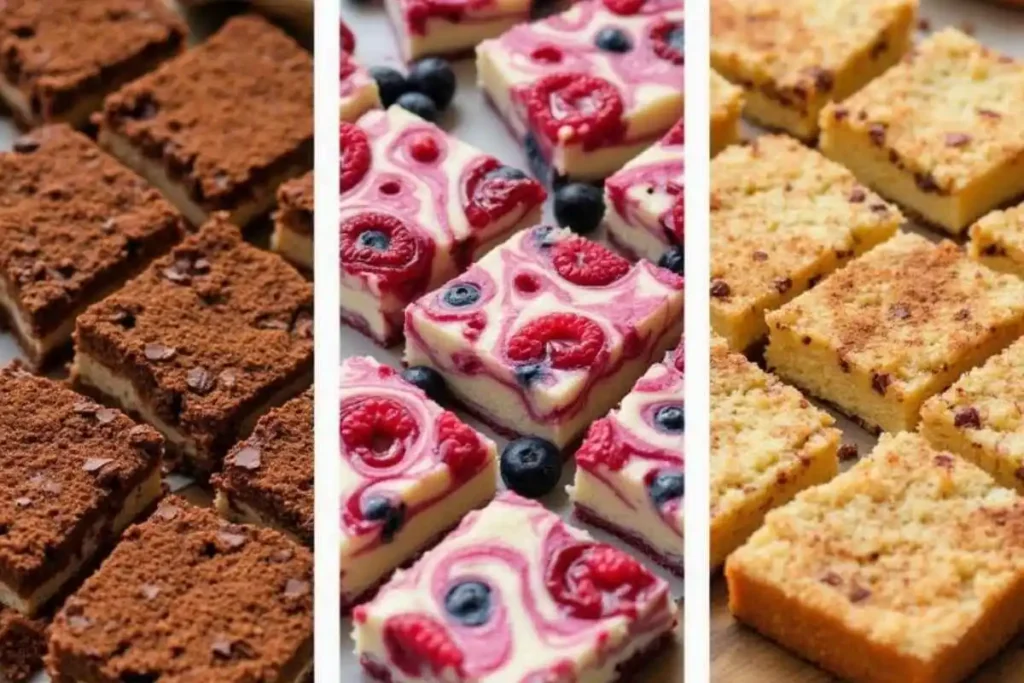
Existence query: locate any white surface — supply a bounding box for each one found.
[340,2,684,680]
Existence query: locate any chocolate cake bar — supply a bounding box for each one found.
[214,389,313,546]
[0,0,186,129]
[0,364,165,617]
[0,607,46,683]
[0,125,186,368]
[271,171,313,271]
[72,215,314,476]
[46,499,313,683]
[95,14,313,227]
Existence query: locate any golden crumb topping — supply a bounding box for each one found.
[711,336,839,519]
[822,29,1024,194]
[711,69,743,123]
[767,232,1024,388]
[711,0,916,99]
[970,203,1024,257]
[730,432,1024,660]
[711,135,902,317]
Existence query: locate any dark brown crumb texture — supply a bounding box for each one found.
[214,389,313,545]
[0,607,46,683]
[0,125,186,342]
[0,0,186,124]
[276,171,313,236]
[74,215,313,466]
[98,14,313,213]
[47,498,313,682]
[0,363,163,597]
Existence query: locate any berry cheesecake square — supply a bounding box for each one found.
[386,0,532,61]
[0,0,186,130]
[0,125,186,369]
[95,14,313,228]
[73,215,314,476]
[353,492,679,681]
[476,0,684,182]
[214,389,313,546]
[765,233,1024,435]
[341,28,382,123]
[0,364,165,616]
[710,336,839,569]
[569,340,684,575]
[47,499,314,683]
[921,337,1024,496]
[711,0,916,142]
[342,356,498,610]
[820,29,1024,235]
[968,203,1024,278]
[0,607,46,683]
[710,69,743,155]
[603,119,683,267]
[711,135,902,351]
[404,225,684,449]
[341,107,546,346]
[726,432,1024,683]
[272,171,314,271]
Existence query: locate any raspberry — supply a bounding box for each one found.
[575,419,628,471]
[664,119,684,146]
[436,411,487,480]
[531,45,564,64]
[341,21,355,54]
[545,542,656,619]
[410,134,440,163]
[461,157,546,229]
[650,18,684,65]
[405,0,464,35]
[384,615,465,677]
[341,397,420,469]
[551,236,630,287]
[524,74,625,150]
[341,122,371,193]
[341,212,433,300]
[506,313,606,370]
[602,0,646,15]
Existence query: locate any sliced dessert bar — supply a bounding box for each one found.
[604,119,683,265]
[711,135,901,351]
[765,233,1024,434]
[968,203,1024,278]
[921,336,1024,495]
[273,171,314,271]
[711,0,916,141]
[96,14,313,227]
[570,340,684,575]
[73,215,314,476]
[404,225,684,449]
[820,29,1024,235]
[710,69,743,155]
[726,432,1024,683]
[0,607,46,683]
[341,356,497,610]
[477,0,684,181]
[342,107,545,346]
[0,363,164,616]
[0,125,186,368]
[710,336,839,569]
[353,492,679,681]
[47,499,313,683]
[214,389,313,545]
[0,0,186,129]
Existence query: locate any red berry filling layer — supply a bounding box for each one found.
[462,158,547,229]
[384,614,466,677]
[342,122,371,192]
[341,212,434,301]
[506,312,606,371]
[524,73,626,150]
[545,542,657,619]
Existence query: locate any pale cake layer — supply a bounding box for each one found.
[968,203,1024,278]
[710,70,743,156]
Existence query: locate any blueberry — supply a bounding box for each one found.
[595,27,633,53]
[554,183,605,235]
[407,57,457,110]
[668,24,684,53]
[443,283,481,308]
[358,230,390,251]
[396,91,439,123]
[500,437,562,499]
[486,165,528,182]
[514,363,545,387]
[401,366,448,404]
[523,133,550,181]
[368,66,409,108]
[362,496,406,542]
[444,580,493,626]
[648,470,683,507]
[658,245,684,275]
[654,404,684,433]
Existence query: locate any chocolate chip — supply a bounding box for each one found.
[15,497,31,508]
[192,258,211,274]
[868,124,886,146]
[820,572,843,587]
[915,172,940,193]
[292,312,313,339]
[954,308,971,321]
[140,584,161,600]
[231,445,261,471]
[945,133,971,148]
[848,187,866,203]
[284,579,310,597]
[869,203,888,214]
[102,218,118,234]
[838,444,859,462]
[871,372,892,395]
[218,531,247,549]
[186,367,215,394]
[838,357,851,373]
[889,304,911,320]
[953,406,981,429]
[751,250,768,262]
[807,67,833,92]
[1016,467,1024,482]
[83,458,113,473]
[95,408,119,424]
[111,309,136,329]
[211,637,234,659]
[144,343,176,361]
[73,401,98,415]
[773,277,792,294]
[934,454,955,468]
[849,585,871,603]
[710,280,731,298]
[12,137,39,153]
[162,265,191,285]
[833,107,849,122]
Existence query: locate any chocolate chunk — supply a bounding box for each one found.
[291,312,313,339]
[953,406,981,429]
[218,531,247,549]
[838,444,859,462]
[820,572,843,587]
[869,203,888,214]
[15,497,32,508]
[211,637,234,659]
[751,250,768,262]
[96,408,119,424]
[871,372,892,395]
[914,172,940,194]
[73,402,99,415]
[710,280,731,298]
[978,108,1002,120]
[806,66,834,92]
[954,308,971,321]
[12,137,40,154]
[833,107,849,122]
[186,367,216,394]
[83,458,113,473]
[192,258,212,274]
[868,124,886,146]
[153,504,180,521]
[934,454,955,468]
[144,343,176,361]
[272,548,295,563]
[231,446,261,471]
[849,585,871,603]
[945,133,971,148]
[219,368,239,388]
[284,579,310,597]
[774,277,792,294]
[848,187,866,203]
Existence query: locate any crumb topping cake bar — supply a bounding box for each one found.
[766,233,1024,434]
[968,203,1024,278]
[273,171,314,271]
[726,432,1024,683]
[710,69,743,155]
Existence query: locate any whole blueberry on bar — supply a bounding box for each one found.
[362,495,406,542]
[500,437,562,498]
[396,91,439,122]
[554,183,605,235]
[658,245,684,275]
[444,580,493,626]
[648,470,684,506]
[401,366,448,404]
[595,27,633,53]
[408,57,458,110]
[368,66,409,108]
[443,282,481,308]
[654,403,684,433]
[486,165,528,181]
